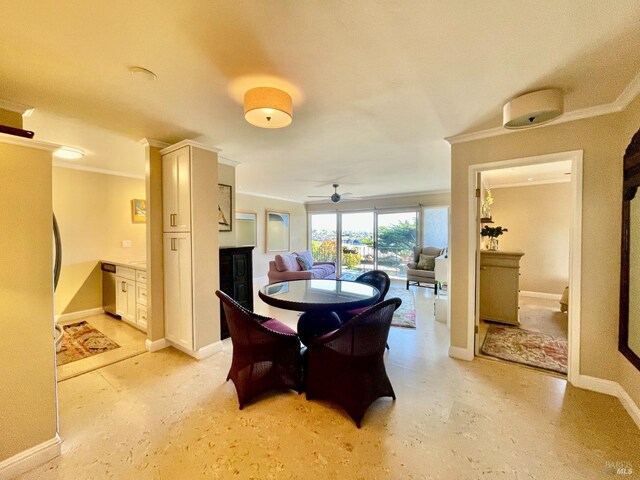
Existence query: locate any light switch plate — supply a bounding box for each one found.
[121,240,132,248]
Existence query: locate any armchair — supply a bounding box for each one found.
[406,246,446,292]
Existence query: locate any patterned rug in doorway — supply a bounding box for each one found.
[57,321,120,366]
[481,324,567,374]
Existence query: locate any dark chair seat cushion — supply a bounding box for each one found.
[262,318,297,335]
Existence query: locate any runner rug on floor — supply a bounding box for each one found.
[57,321,120,366]
[387,284,416,329]
[481,324,567,374]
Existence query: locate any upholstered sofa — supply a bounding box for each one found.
[406,246,446,291]
[267,250,336,284]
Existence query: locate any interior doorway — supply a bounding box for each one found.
[467,150,583,383]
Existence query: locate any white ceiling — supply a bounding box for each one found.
[2,1,640,202]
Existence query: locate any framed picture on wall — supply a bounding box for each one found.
[218,184,232,232]
[131,199,146,223]
[266,210,290,252]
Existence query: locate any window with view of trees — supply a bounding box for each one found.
[309,210,421,278]
[310,213,337,263]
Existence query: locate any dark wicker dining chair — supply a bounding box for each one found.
[339,270,392,349]
[216,290,302,409]
[306,297,402,427]
[339,270,391,322]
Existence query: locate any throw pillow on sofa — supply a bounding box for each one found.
[296,255,313,270]
[417,254,436,271]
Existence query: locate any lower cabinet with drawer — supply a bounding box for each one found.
[115,265,147,332]
[479,250,524,326]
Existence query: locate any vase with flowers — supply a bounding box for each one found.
[480,225,508,251]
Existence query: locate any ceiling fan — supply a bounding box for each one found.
[308,184,361,203]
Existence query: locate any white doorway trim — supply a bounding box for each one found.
[466,150,583,383]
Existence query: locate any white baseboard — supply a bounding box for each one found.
[616,383,640,429]
[573,375,640,429]
[520,291,562,301]
[167,340,223,360]
[448,346,474,361]
[55,307,104,324]
[0,434,61,479]
[145,338,168,352]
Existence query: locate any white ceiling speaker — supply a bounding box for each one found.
[244,87,292,128]
[503,89,563,129]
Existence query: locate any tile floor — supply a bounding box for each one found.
[17,281,640,479]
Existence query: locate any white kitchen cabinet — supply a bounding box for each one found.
[162,145,191,232]
[163,232,194,350]
[161,141,220,358]
[115,265,147,332]
[116,276,136,324]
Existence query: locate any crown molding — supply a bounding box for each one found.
[0,132,60,151]
[487,176,570,190]
[52,160,145,179]
[0,99,34,116]
[160,139,221,155]
[446,69,640,145]
[236,189,304,204]
[218,155,240,167]
[138,138,170,149]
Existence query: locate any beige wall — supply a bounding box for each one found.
[218,163,236,248]
[236,193,307,278]
[0,143,57,461]
[450,93,640,409]
[490,183,570,294]
[52,167,146,315]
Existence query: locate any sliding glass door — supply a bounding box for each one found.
[310,213,337,263]
[376,211,418,278]
[340,212,374,276]
[309,209,419,279]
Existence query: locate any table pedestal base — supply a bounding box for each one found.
[297,311,342,346]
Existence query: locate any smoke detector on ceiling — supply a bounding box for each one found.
[503,89,563,129]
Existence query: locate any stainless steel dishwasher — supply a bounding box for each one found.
[101,262,117,316]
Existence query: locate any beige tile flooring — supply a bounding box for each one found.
[18,282,639,479]
[57,314,147,382]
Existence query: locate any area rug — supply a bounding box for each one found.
[338,275,416,328]
[481,324,567,374]
[56,321,120,366]
[387,284,416,329]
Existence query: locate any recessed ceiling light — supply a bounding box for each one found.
[527,177,534,181]
[129,66,157,81]
[53,146,84,160]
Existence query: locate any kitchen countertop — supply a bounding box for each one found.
[101,259,147,271]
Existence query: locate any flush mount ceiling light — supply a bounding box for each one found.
[503,89,563,129]
[244,87,292,128]
[129,66,157,81]
[53,146,84,160]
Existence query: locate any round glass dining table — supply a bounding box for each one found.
[258,279,380,345]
